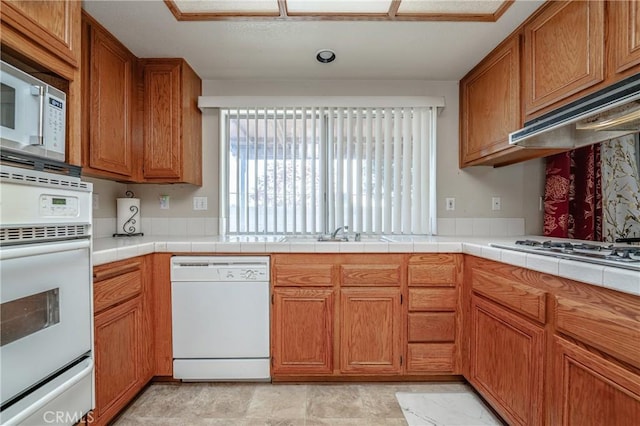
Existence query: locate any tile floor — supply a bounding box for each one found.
[112,381,502,425]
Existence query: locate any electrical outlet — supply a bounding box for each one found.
[193,196,208,211]
[445,197,455,211]
[92,194,99,210]
[159,195,170,209]
[492,197,501,211]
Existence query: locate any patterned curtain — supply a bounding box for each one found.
[601,134,640,242]
[543,144,602,240]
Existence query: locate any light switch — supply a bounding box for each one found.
[160,195,170,209]
[193,196,208,210]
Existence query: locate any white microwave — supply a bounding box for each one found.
[0,60,66,162]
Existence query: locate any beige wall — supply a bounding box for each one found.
[88,79,545,235]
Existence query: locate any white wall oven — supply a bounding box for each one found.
[0,60,66,162]
[0,163,93,425]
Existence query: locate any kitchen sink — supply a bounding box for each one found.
[281,235,385,243]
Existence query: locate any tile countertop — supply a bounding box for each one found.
[92,235,640,297]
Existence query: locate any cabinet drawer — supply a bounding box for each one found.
[94,263,142,313]
[408,254,460,287]
[471,268,546,323]
[408,288,457,311]
[408,312,456,342]
[407,343,455,373]
[340,264,401,287]
[273,264,333,287]
[555,296,640,368]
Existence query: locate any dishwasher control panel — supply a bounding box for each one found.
[171,256,270,282]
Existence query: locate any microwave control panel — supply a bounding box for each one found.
[40,195,78,217]
[45,94,66,153]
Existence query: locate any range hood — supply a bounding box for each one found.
[510,73,640,149]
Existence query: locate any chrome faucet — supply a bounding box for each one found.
[331,225,349,240]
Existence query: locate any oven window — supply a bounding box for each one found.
[1,289,60,346]
[0,83,16,130]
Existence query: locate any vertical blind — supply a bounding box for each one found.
[221,106,436,235]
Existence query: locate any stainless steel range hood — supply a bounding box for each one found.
[510,73,640,149]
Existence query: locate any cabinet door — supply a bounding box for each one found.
[460,35,521,166]
[1,0,80,67]
[272,288,334,375]
[143,61,182,179]
[552,337,640,426]
[524,0,604,116]
[93,296,143,424]
[469,295,544,426]
[609,0,640,76]
[340,288,402,374]
[84,17,135,178]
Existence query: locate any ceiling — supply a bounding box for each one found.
[82,0,544,81]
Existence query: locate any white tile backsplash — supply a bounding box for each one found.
[455,218,474,236]
[168,218,188,236]
[151,218,169,235]
[204,218,219,236]
[506,218,525,236]
[437,219,455,236]
[94,218,116,238]
[186,217,206,236]
[472,218,493,237]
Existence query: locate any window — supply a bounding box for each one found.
[220,104,437,235]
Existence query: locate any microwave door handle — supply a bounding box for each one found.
[30,85,45,146]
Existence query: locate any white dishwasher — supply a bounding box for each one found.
[171,256,270,380]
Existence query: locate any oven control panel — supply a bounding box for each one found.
[40,194,79,217]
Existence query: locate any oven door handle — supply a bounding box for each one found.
[0,239,90,260]
[6,358,94,425]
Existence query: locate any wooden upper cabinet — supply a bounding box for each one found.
[142,59,202,185]
[608,0,640,77]
[523,0,605,118]
[81,12,136,180]
[0,0,80,70]
[460,34,522,167]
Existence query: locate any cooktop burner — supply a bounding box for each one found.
[491,239,640,271]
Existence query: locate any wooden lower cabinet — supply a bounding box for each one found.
[92,256,152,425]
[271,288,334,375]
[340,288,402,374]
[93,296,143,424]
[271,253,411,379]
[552,337,640,425]
[469,295,544,426]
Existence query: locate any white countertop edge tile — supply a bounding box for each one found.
[525,253,560,276]
[91,236,640,296]
[190,241,218,252]
[603,267,640,295]
[558,259,604,286]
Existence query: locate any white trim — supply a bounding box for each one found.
[199,96,445,109]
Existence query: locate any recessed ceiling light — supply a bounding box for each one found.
[316,49,336,64]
